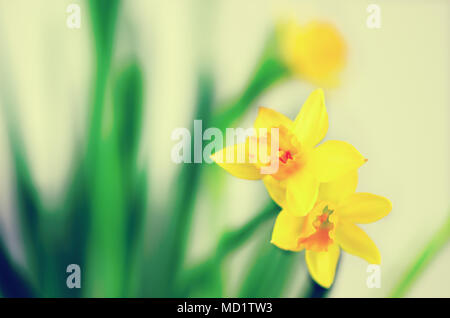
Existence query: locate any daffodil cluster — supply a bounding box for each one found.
[212,89,391,288]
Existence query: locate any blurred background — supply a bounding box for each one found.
[0,0,449,297]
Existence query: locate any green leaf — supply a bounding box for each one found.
[0,234,35,297]
[84,0,125,297]
[180,259,224,298]
[86,0,121,168]
[124,167,148,297]
[390,210,450,298]
[180,201,279,297]
[52,158,91,297]
[8,136,46,293]
[144,71,214,297]
[113,62,144,166]
[239,242,297,297]
[216,201,279,258]
[111,61,147,296]
[85,133,126,297]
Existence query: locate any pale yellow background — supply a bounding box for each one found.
[0,0,449,297]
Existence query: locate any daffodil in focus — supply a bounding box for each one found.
[271,171,392,288]
[278,20,347,87]
[211,89,366,216]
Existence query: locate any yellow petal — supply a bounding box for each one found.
[335,221,381,264]
[293,89,328,148]
[318,170,358,205]
[263,176,286,207]
[312,140,366,183]
[338,193,392,224]
[211,139,262,180]
[271,209,305,252]
[285,166,319,217]
[254,107,294,131]
[305,243,340,288]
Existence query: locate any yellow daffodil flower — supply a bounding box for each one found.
[211,89,366,216]
[278,20,347,87]
[271,171,392,288]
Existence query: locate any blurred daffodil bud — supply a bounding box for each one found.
[277,20,347,87]
[213,20,347,132]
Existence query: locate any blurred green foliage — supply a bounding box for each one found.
[0,0,353,298]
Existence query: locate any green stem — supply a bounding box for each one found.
[390,210,450,298]
[215,200,279,258]
[0,60,46,295]
[239,244,297,297]
[212,34,289,131]
[180,201,279,296]
[302,277,331,298]
[302,256,341,298]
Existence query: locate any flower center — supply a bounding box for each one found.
[313,207,334,230]
[278,149,293,164]
[269,126,304,180]
[298,203,336,252]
